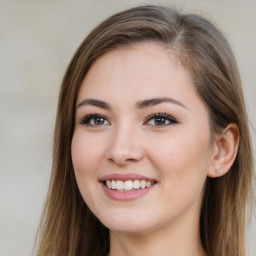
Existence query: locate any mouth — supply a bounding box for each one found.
[103,179,156,192]
[99,173,157,201]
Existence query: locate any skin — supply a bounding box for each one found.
[71,42,239,256]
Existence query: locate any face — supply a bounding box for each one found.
[71,42,215,235]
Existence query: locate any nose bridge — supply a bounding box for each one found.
[107,121,143,165]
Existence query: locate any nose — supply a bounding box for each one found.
[106,124,144,166]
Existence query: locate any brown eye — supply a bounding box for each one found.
[154,116,168,125]
[80,114,110,126]
[146,113,177,126]
[93,117,106,125]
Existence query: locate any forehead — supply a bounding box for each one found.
[78,42,195,102]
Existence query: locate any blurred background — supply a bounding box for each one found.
[0,0,255,255]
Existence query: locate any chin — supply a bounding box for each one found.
[106,221,150,235]
[97,209,152,234]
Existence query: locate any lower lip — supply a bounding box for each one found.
[101,183,155,201]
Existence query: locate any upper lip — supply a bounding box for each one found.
[99,173,157,182]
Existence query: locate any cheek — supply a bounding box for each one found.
[148,130,210,191]
[71,131,104,175]
[71,131,105,208]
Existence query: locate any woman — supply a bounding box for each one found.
[35,5,254,256]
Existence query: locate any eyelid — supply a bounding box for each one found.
[144,113,178,126]
[79,113,110,126]
[79,112,178,127]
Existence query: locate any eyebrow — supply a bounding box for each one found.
[76,97,187,110]
[76,99,111,109]
[136,97,188,110]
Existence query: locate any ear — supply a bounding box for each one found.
[208,123,240,178]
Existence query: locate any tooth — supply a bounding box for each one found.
[133,180,140,189]
[106,180,112,188]
[111,180,116,189]
[140,180,146,189]
[107,179,153,191]
[124,180,133,190]
[146,181,151,187]
[116,180,124,190]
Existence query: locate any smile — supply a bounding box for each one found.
[105,180,155,191]
[100,173,157,201]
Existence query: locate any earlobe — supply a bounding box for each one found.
[208,123,240,178]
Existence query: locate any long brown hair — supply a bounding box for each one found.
[34,5,254,256]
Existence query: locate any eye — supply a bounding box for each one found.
[80,114,110,126]
[145,113,178,126]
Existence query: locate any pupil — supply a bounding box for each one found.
[155,117,165,125]
[95,117,104,125]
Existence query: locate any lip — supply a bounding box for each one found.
[101,182,156,201]
[99,173,156,182]
[99,173,157,201]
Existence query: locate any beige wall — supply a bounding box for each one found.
[0,0,255,255]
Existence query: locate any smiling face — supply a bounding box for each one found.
[71,42,215,235]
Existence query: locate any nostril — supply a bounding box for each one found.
[107,151,144,166]
[106,133,144,165]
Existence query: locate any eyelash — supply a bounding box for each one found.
[79,113,178,127]
[145,113,178,126]
[80,113,110,126]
